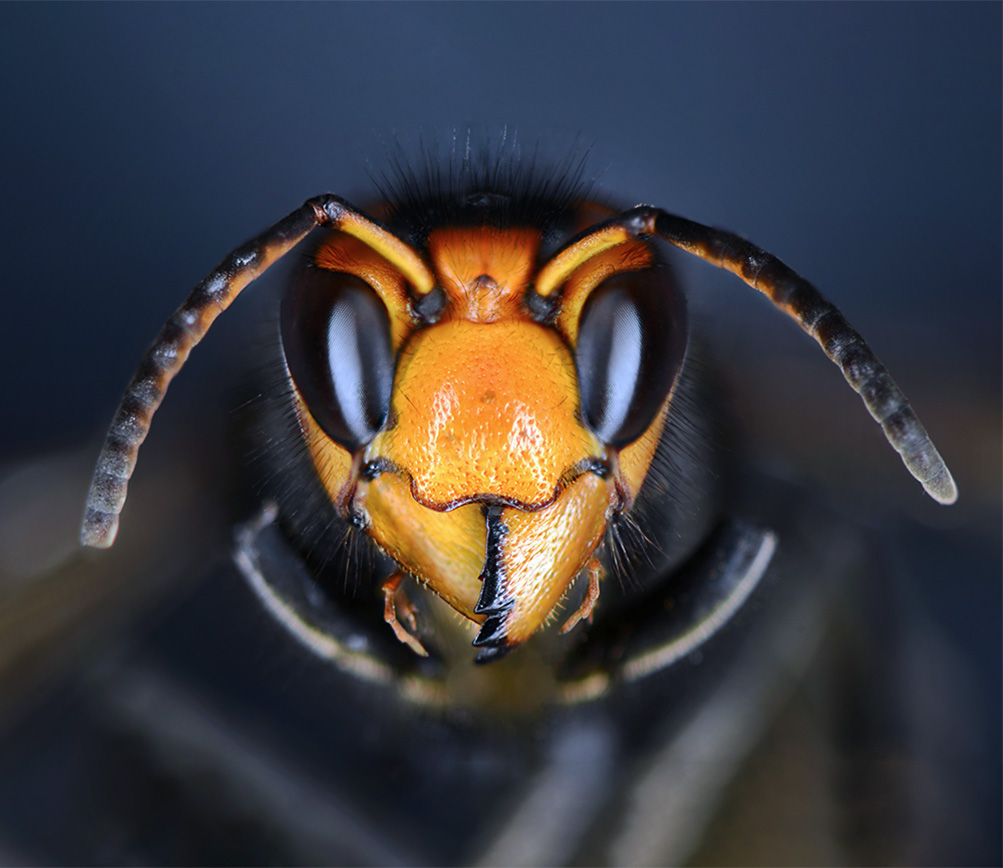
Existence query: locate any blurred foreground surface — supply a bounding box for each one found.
[0,430,997,866]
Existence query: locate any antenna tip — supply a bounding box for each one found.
[924,469,958,506]
[81,510,119,548]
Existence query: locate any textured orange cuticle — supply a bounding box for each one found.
[372,319,600,509]
[427,227,540,323]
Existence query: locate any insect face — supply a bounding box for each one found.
[281,220,687,661]
[81,154,957,675]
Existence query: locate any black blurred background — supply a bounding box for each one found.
[0,4,999,865]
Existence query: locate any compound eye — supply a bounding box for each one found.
[281,267,394,452]
[575,267,687,449]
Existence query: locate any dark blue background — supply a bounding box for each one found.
[2,3,999,459]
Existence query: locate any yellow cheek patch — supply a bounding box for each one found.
[370,319,602,509]
[296,389,355,507]
[618,392,672,506]
[427,227,540,323]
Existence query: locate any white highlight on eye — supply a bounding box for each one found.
[602,303,643,436]
[327,301,366,441]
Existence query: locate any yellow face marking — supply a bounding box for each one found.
[294,390,355,507]
[618,400,670,505]
[370,319,602,509]
[337,209,435,295]
[534,223,635,297]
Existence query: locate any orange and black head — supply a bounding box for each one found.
[278,157,691,661]
[81,145,955,672]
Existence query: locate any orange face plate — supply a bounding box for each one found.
[370,318,602,510]
[427,226,539,323]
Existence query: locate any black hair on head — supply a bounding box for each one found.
[368,127,601,247]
